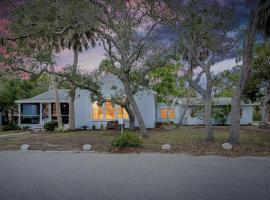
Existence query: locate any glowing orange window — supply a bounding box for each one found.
[160,108,175,119]
[92,102,103,120]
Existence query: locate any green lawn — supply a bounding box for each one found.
[0,126,269,156]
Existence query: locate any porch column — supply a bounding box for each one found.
[48,103,52,122]
[0,112,2,127]
[39,103,42,125]
[18,103,21,126]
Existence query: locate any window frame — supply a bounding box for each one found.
[91,100,129,121]
[92,101,104,121]
[51,103,69,124]
[160,107,175,119]
[20,103,40,125]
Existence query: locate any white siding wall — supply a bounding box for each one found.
[240,106,253,125]
[222,106,254,125]
[74,90,91,129]
[155,104,182,124]
[155,104,254,125]
[187,106,254,125]
[134,91,156,128]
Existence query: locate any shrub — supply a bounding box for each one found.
[253,105,260,121]
[22,126,31,131]
[1,123,21,131]
[92,124,96,130]
[190,105,204,119]
[155,122,163,128]
[112,132,143,148]
[44,121,58,131]
[155,121,176,128]
[212,105,231,125]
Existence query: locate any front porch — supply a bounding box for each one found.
[17,102,69,128]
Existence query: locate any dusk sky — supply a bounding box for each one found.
[0,0,246,74]
[52,0,247,74]
[55,38,239,74]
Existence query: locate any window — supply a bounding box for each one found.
[21,116,40,124]
[21,103,40,124]
[118,106,129,119]
[61,103,69,116]
[91,101,129,121]
[51,103,57,116]
[51,103,69,124]
[160,108,175,119]
[92,102,103,120]
[21,103,40,116]
[105,101,115,120]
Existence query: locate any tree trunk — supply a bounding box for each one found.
[124,101,135,130]
[69,91,76,130]
[259,88,270,128]
[68,50,78,131]
[187,57,214,141]
[166,103,171,123]
[228,5,260,144]
[4,110,9,125]
[228,90,242,144]
[8,109,13,124]
[123,72,147,136]
[204,95,214,141]
[50,66,63,131]
[177,89,191,128]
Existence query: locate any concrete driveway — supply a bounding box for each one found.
[0,152,269,200]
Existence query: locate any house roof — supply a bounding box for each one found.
[15,74,156,104]
[177,97,259,106]
[15,89,70,103]
[100,74,157,97]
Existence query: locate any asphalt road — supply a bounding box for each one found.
[0,152,269,200]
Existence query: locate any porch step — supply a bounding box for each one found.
[32,126,44,134]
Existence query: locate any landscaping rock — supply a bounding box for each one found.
[20,144,30,151]
[83,144,92,151]
[222,143,232,150]
[162,144,171,151]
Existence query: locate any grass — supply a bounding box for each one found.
[0,126,269,156]
[0,130,23,136]
[143,126,270,156]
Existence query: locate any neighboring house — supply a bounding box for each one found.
[15,74,257,129]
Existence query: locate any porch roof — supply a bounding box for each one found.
[15,89,70,104]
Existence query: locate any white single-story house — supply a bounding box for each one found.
[15,74,257,129]
[15,74,156,129]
